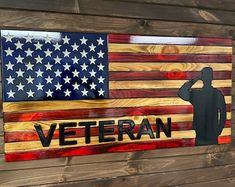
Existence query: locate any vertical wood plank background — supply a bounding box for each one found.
[0,0,235,186]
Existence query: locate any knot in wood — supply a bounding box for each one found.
[139,19,149,28]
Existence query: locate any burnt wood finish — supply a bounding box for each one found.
[0,0,235,186]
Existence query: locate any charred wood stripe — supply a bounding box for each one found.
[109,80,231,89]
[109,72,232,81]
[108,34,233,46]
[5,136,231,162]
[108,53,232,62]
[109,88,231,98]
[4,104,231,122]
[4,121,231,143]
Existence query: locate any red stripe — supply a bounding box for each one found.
[4,104,231,123]
[109,53,232,63]
[108,34,232,46]
[5,136,231,162]
[109,88,231,99]
[4,121,231,143]
[109,72,232,81]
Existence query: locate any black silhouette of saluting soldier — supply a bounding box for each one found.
[178,67,226,146]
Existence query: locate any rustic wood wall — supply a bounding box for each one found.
[1,0,235,186]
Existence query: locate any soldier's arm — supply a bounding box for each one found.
[178,77,200,101]
[218,92,226,135]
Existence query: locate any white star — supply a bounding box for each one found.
[72,69,79,77]
[16,83,25,91]
[62,35,70,44]
[25,48,33,57]
[53,42,61,50]
[81,76,88,84]
[64,89,71,97]
[5,62,14,70]
[44,48,52,57]
[24,34,32,43]
[80,50,88,58]
[15,41,23,49]
[80,63,88,71]
[97,63,104,71]
[98,76,105,83]
[89,56,96,64]
[45,76,53,84]
[45,62,53,70]
[54,56,62,64]
[97,37,104,45]
[71,43,79,51]
[34,41,43,50]
[89,82,96,90]
[5,33,13,42]
[46,89,53,97]
[6,75,14,84]
[63,63,71,70]
[63,49,70,57]
[80,36,87,45]
[36,83,44,90]
[72,82,80,90]
[26,76,34,84]
[7,90,15,98]
[89,43,96,51]
[89,69,96,77]
[5,47,14,56]
[81,88,88,96]
[16,68,24,77]
[97,50,104,58]
[35,69,43,77]
[35,55,43,64]
[64,76,71,84]
[54,69,62,77]
[72,56,79,64]
[15,55,24,63]
[98,88,105,96]
[55,82,62,90]
[26,62,34,70]
[27,89,34,97]
[44,34,51,43]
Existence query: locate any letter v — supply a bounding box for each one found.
[34,124,57,147]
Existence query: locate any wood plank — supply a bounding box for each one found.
[109,80,232,89]
[77,0,235,26]
[0,0,79,14]
[119,0,235,11]
[0,9,233,37]
[0,143,234,171]
[109,63,232,72]
[2,97,231,113]
[109,44,232,54]
[180,177,235,187]
[11,162,235,187]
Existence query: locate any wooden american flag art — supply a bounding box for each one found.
[1,30,232,161]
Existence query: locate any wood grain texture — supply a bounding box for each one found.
[119,0,235,11]
[109,63,232,71]
[0,1,234,186]
[50,164,235,187]
[2,151,235,186]
[0,9,233,37]
[109,44,232,54]
[3,97,231,112]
